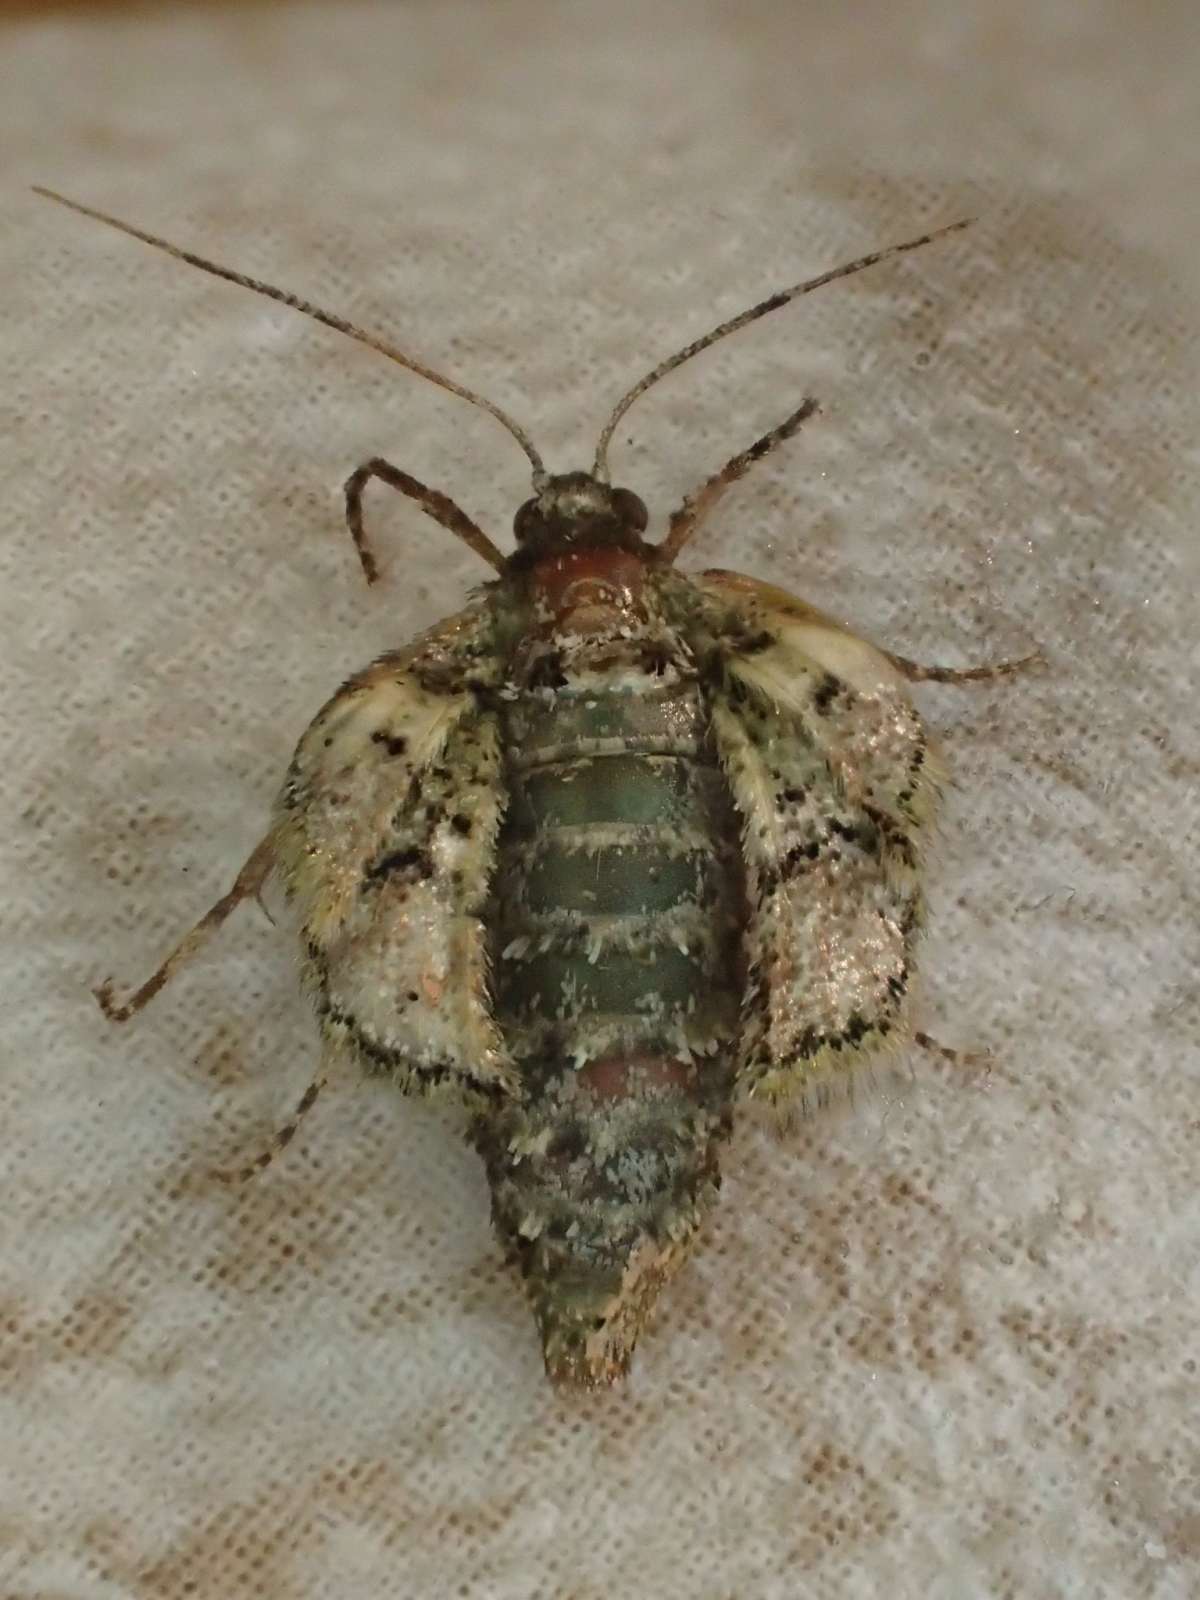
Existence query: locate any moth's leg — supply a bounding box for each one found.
[887,648,1044,685]
[212,1070,328,1185]
[343,456,505,582]
[658,397,820,563]
[914,1030,991,1072]
[94,833,275,1022]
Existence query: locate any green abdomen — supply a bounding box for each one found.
[495,695,739,1046]
[475,643,744,1380]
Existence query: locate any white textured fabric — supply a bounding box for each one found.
[3,3,1197,1596]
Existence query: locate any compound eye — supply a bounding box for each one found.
[513,498,539,541]
[611,487,648,532]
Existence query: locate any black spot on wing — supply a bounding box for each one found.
[781,841,821,876]
[526,650,568,690]
[363,844,433,887]
[812,674,841,714]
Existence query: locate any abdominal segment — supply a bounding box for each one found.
[474,621,743,1385]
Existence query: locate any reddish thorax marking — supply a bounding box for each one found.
[530,547,648,634]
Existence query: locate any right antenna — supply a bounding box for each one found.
[592,216,974,480]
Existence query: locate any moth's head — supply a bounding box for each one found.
[512,471,649,561]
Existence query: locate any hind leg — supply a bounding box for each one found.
[94,833,275,1021]
[211,1070,328,1185]
[887,649,1044,685]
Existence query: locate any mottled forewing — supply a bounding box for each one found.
[272,603,517,1099]
[664,569,941,1107]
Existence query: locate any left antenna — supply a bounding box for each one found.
[33,185,548,485]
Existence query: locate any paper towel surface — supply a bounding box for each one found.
[2,3,1197,1596]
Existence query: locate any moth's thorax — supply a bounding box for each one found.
[527,545,650,636]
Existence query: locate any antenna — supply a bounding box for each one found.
[593,217,974,479]
[33,186,548,486]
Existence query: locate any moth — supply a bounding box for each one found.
[39,188,1036,1386]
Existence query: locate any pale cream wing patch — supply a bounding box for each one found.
[697,569,945,856]
[272,603,517,1100]
[664,568,939,1108]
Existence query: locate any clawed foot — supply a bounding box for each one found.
[93,979,134,1023]
[914,1030,993,1072]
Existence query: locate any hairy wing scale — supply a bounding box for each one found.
[700,569,943,852]
[660,568,940,1108]
[272,603,517,1099]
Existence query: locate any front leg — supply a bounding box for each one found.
[658,398,820,564]
[343,456,505,582]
